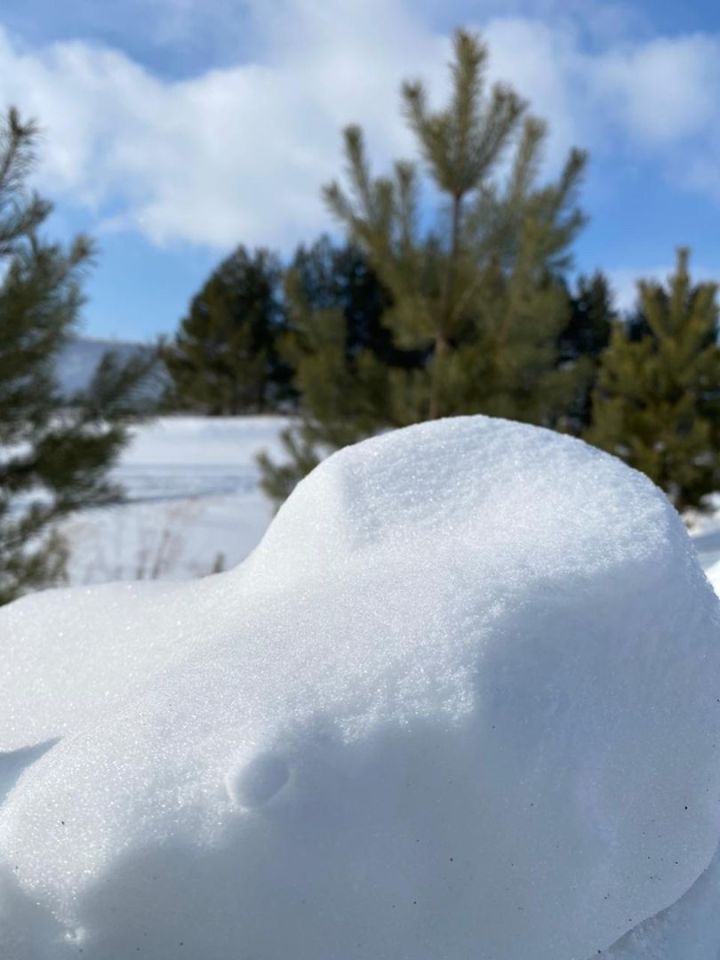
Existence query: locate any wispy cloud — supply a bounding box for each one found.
[0,0,718,251]
[587,34,720,145]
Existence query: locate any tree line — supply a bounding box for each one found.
[2,29,720,603]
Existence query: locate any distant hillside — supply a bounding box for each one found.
[56,337,164,398]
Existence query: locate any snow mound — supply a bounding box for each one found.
[1,416,720,960]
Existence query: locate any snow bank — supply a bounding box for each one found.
[1,416,719,960]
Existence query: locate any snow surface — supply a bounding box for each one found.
[602,848,720,959]
[1,415,720,960]
[61,416,288,584]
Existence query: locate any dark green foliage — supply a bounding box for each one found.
[586,249,720,512]
[258,238,400,503]
[290,235,417,367]
[260,29,588,503]
[562,272,614,362]
[163,246,288,414]
[0,109,155,604]
[557,271,615,432]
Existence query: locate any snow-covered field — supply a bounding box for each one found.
[4,415,720,958]
[61,416,289,584]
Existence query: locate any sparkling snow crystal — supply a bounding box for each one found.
[1,416,719,960]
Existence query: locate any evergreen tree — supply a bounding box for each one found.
[258,238,401,503]
[290,235,407,363]
[0,109,154,604]
[557,271,614,432]
[260,29,588,503]
[164,246,287,414]
[586,249,720,511]
[322,30,586,423]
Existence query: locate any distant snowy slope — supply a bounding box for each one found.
[2,417,719,960]
[55,337,160,396]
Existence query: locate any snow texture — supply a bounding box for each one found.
[601,846,720,959]
[1,415,720,960]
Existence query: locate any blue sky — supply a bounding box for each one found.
[1,0,720,340]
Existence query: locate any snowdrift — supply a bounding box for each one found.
[1,416,720,960]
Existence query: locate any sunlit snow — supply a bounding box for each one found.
[2,416,720,959]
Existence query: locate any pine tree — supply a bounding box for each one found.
[260,29,588,503]
[322,30,586,423]
[164,246,287,414]
[0,109,154,604]
[586,249,720,512]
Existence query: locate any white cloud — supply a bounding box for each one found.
[587,34,720,145]
[0,1,450,249]
[0,1,719,250]
[480,18,590,166]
